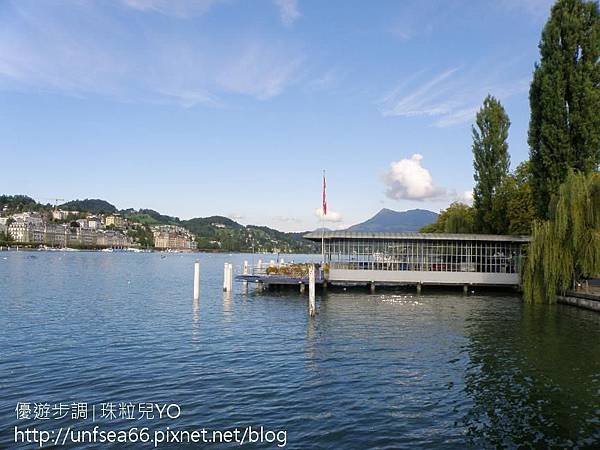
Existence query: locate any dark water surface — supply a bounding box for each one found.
[1,252,599,449]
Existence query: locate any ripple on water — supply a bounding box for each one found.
[1,253,600,449]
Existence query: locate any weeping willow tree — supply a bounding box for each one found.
[524,171,600,303]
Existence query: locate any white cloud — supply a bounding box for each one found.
[453,190,473,205]
[0,2,302,106]
[314,208,343,223]
[273,215,302,224]
[380,66,529,128]
[121,0,223,18]
[274,0,301,26]
[217,42,304,100]
[383,154,446,201]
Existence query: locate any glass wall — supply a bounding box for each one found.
[326,238,524,274]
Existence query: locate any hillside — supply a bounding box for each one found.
[59,199,118,214]
[347,208,438,232]
[2,194,318,253]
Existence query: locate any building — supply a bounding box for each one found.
[87,216,102,229]
[105,214,125,228]
[8,221,44,244]
[304,231,530,287]
[52,210,79,221]
[96,230,131,248]
[44,223,66,246]
[152,230,197,250]
[12,212,44,226]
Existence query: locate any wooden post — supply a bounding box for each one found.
[223,263,228,292]
[463,284,468,295]
[308,264,316,316]
[417,282,422,295]
[193,260,200,300]
[370,281,376,294]
[299,282,305,294]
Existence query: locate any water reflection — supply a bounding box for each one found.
[462,300,600,447]
[191,297,200,341]
[222,291,232,319]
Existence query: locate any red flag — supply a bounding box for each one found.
[322,172,327,216]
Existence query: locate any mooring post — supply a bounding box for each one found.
[308,264,316,316]
[370,281,376,294]
[417,282,422,295]
[300,282,305,294]
[223,262,233,292]
[193,260,200,300]
[242,260,249,293]
[463,284,468,295]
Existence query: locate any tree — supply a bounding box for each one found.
[528,0,600,218]
[524,170,600,303]
[472,95,511,233]
[420,202,475,234]
[492,162,537,235]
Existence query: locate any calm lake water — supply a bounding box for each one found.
[1,251,599,449]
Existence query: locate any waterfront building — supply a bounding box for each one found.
[152,230,196,250]
[304,231,530,287]
[44,223,66,246]
[8,221,44,244]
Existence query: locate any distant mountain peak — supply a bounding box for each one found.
[347,208,437,232]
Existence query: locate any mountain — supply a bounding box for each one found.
[59,199,118,214]
[347,208,438,232]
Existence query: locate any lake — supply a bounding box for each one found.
[1,251,599,449]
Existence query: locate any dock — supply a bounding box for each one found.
[236,232,531,292]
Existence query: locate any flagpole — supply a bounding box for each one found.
[321,170,325,264]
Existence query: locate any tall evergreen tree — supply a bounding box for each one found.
[472,95,511,233]
[528,0,600,218]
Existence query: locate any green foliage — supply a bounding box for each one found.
[491,162,537,235]
[0,195,46,213]
[0,231,13,245]
[524,171,600,303]
[528,0,600,218]
[420,202,475,234]
[59,199,117,214]
[126,224,154,248]
[135,209,180,225]
[472,95,511,233]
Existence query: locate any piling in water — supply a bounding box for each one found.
[193,260,200,300]
[223,263,233,292]
[309,264,316,316]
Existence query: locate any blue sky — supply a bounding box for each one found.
[0,0,553,231]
